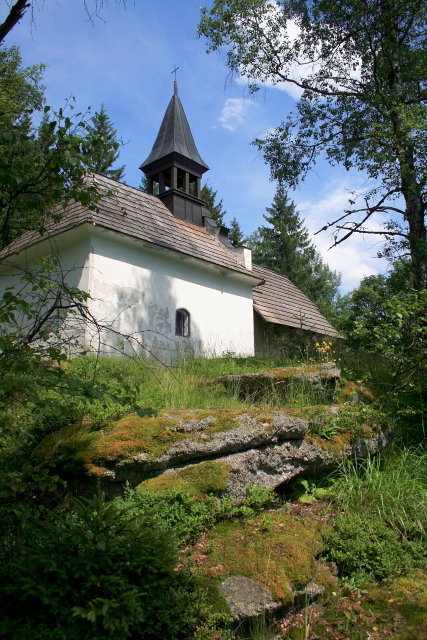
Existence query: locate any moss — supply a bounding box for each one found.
[185,510,324,604]
[305,434,350,453]
[338,380,376,405]
[137,460,231,501]
[295,571,427,640]
[312,563,339,597]
[32,408,272,473]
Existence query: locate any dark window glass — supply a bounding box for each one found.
[176,309,190,337]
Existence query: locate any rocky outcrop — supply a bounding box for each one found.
[115,411,308,478]
[34,406,393,499]
[142,429,393,500]
[217,362,341,399]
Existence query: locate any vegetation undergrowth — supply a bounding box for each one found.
[324,448,427,584]
[2,346,427,640]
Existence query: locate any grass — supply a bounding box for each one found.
[323,447,427,583]
[330,447,427,545]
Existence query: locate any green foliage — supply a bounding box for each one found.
[325,512,415,584]
[336,261,413,345]
[325,449,427,583]
[350,289,427,393]
[121,486,213,545]
[0,44,106,250]
[85,104,125,181]
[329,405,391,441]
[289,476,331,504]
[0,488,223,640]
[214,484,277,521]
[246,183,341,320]
[199,0,427,289]
[201,182,226,225]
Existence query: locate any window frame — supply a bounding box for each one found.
[175,308,190,337]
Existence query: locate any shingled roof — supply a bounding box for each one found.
[0,174,259,281]
[252,264,337,336]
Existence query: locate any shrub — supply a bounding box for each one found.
[324,513,414,584]
[0,489,218,639]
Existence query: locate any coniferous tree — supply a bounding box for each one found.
[200,182,226,226]
[85,105,125,181]
[0,45,102,249]
[246,183,341,320]
[138,175,159,195]
[228,217,244,246]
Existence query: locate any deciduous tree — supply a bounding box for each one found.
[199,0,427,289]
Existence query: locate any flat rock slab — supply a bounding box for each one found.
[113,411,309,479]
[218,362,341,399]
[140,430,393,500]
[218,576,282,623]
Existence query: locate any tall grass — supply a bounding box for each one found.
[65,354,332,416]
[325,447,427,582]
[331,447,427,543]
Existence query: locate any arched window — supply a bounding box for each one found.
[175,308,190,337]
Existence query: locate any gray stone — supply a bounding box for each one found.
[113,411,309,478]
[159,430,393,500]
[218,575,282,623]
[218,362,341,399]
[294,581,325,605]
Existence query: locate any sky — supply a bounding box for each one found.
[2,0,390,293]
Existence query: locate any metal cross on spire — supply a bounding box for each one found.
[171,66,179,81]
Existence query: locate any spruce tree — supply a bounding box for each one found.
[228,217,244,246]
[85,105,125,181]
[139,175,159,195]
[246,183,341,320]
[200,183,226,226]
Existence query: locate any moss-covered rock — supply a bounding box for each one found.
[137,460,231,501]
[182,509,327,616]
[217,362,340,400]
[337,380,376,405]
[32,408,309,478]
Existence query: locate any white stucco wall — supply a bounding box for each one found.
[0,223,256,359]
[87,225,255,358]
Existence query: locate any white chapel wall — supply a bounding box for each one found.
[87,226,255,359]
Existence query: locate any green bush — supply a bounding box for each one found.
[325,448,427,584]
[119,486,213,545]
[324,512,415,584]
[0,489,220,640]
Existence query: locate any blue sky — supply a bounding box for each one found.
[3,0,389,292]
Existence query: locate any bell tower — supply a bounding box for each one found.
[140,81,210,226]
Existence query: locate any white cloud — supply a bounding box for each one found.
[295,182,389,292]
[219,97,254,131]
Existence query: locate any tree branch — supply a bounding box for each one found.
[0,0,30,44]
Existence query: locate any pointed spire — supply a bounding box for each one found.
[139,84,209,174]
[140,81,210,226]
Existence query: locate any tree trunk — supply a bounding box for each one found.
[399,144,427,290]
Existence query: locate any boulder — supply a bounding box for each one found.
[218,576,282,623]
[34,405,392,499]
[218,362,341,399]
[139,429,393,500]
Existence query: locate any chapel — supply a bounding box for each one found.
[0,82,336,358]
